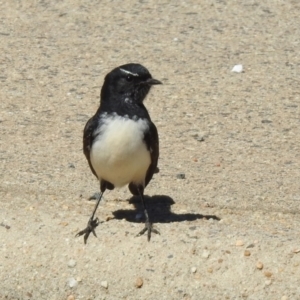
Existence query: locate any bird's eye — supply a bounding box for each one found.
[126,75,133,82]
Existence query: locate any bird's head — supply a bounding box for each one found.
[101,63,162,105]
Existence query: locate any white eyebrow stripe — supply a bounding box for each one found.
[120,68,139,77]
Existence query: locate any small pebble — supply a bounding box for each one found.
[68,278,78,288]
[67,295,75,300]
[0,222,10,229]
[68,259,77,268]
[196,136,205,142]
[89,193,101,201]
[135,277,143,288]
[265,280,272,286]
[135,212,143,220]
[236,240,244,246]
[264,271,272,278]
[244,250,251,257]
[190,247,196,255]
[281,296,288,300]
[176,173,185,179]
[256,262,264,270]
[261,119,272,124]
[191,267,197,273]
[101,281,108,289]
[193,134,206,142]
[202,250,210,259]
[105,216,114,221]
[231,64,243,73]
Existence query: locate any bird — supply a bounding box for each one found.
[76,63,162,244]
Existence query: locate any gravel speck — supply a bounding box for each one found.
[256,262,264,270]
[101,281,108,289]
[176,173,185,179]
[264,271,272,278]
[192,133,207,142]
[265,280,272,286]
[236,240,244,246]
[68,259,77,268]
[89,192,101,201]
[68,278,78,288]
[135,277,143,288]
[202,250,210,259]
[135,212,143,220]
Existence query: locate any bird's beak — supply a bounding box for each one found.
[146,78,162,85]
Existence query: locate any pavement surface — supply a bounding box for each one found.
[1,1,300,299]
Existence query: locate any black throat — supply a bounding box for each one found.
[98,86,151,120]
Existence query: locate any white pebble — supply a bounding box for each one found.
[191,267,197,273]
[68,259,77,268]
[202,250,210,259]
[101,281,108,289]
[68,277,78,288]
[231,64,243,73]
[265,280,272,286]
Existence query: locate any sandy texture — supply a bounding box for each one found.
[1,1,300,299]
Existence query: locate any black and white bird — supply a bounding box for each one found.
[76,63,162,244]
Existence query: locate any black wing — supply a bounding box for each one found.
[83,115,99,178]
[144,121,159,187]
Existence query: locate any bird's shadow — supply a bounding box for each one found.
[112,195,220,224]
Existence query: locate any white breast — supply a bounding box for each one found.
[90,114,151,187]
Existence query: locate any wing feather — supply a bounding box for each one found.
[83,116,99,178]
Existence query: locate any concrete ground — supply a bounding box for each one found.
[1,1,300,299]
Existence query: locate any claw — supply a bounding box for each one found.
[136,221,160,241]
[76,217,99,244]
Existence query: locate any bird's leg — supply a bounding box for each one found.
[76,190,104,244]
[136,186,160,241]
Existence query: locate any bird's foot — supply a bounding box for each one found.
[76,217,99,244]
[136,221,160,241]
